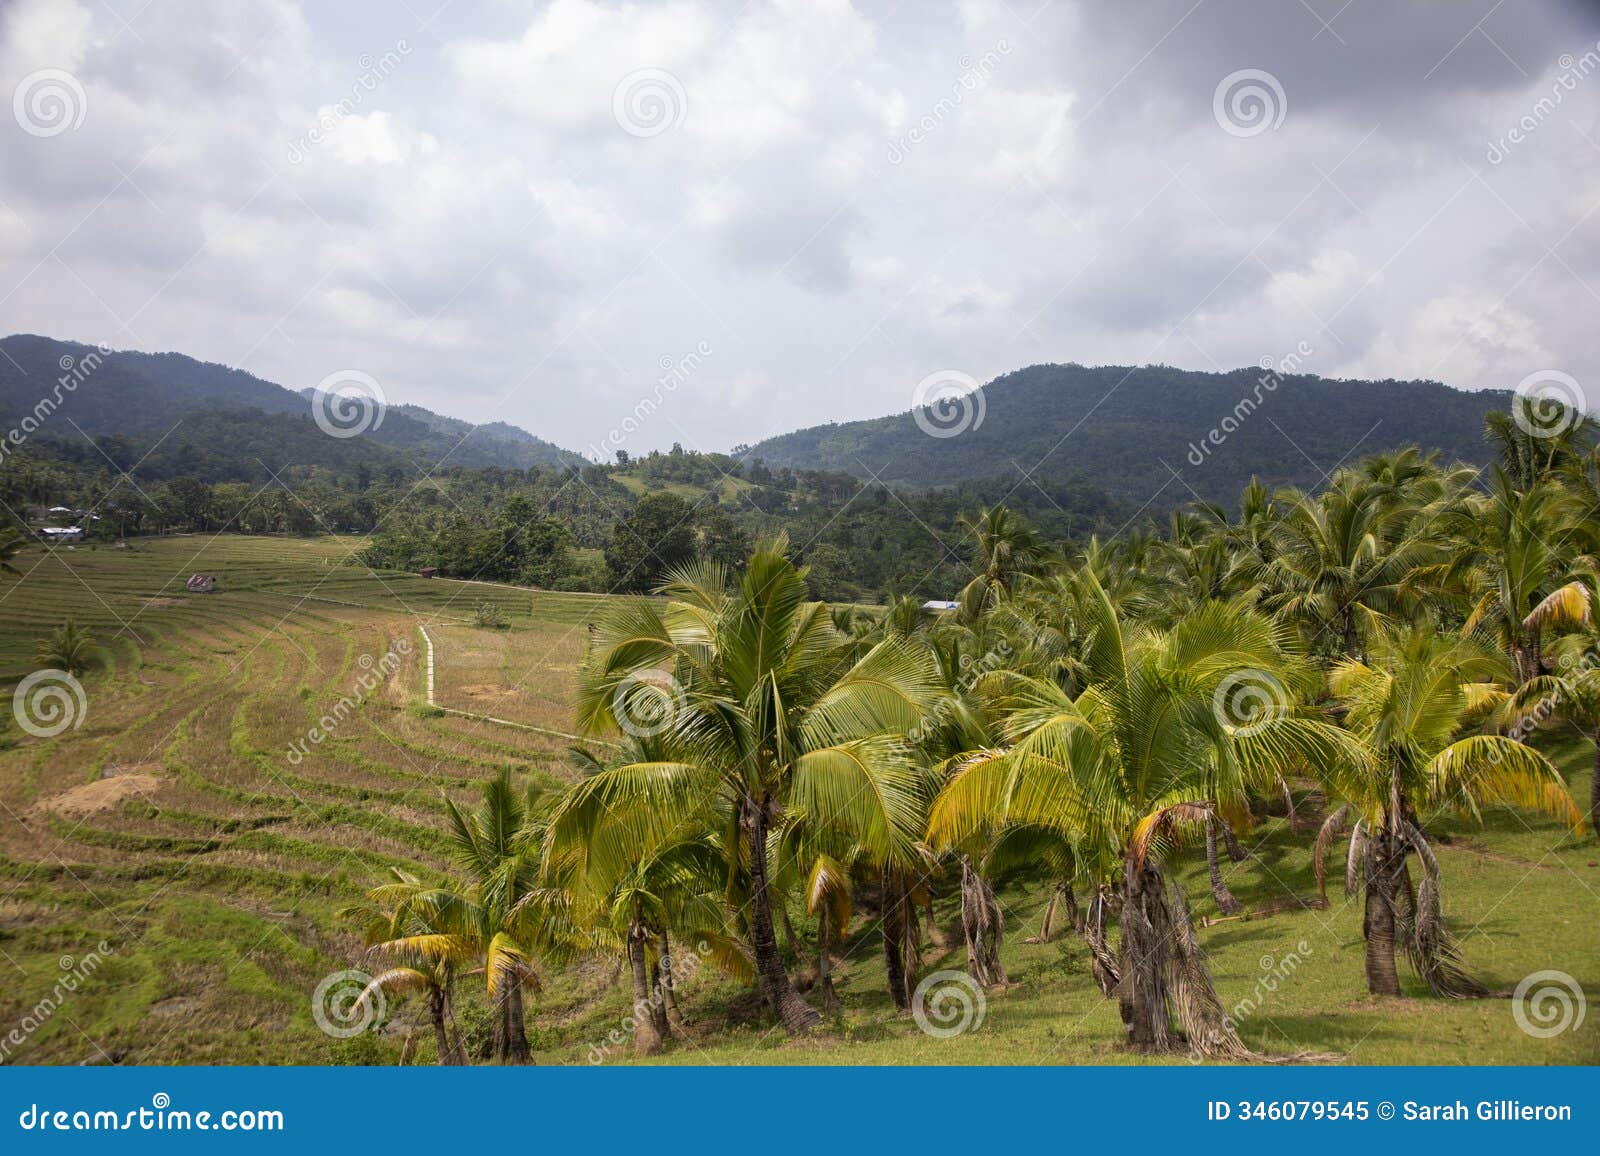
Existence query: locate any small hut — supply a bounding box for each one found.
[419,567,438,579]
[186,574,217,593]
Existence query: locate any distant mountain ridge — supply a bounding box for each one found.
[745,363,1513,506]
[0,334,583,474]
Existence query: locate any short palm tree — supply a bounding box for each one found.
[340,868,469,1065]
[957,505,1044,616]
[1321,627,1583,997]
[35,619,97,675]
[928,574,1358,1056]
[562,545,943,1034]
[0,526,26,576]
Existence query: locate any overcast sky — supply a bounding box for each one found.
[2,0,1598,458]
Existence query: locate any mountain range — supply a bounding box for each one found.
[3,334,1515,504]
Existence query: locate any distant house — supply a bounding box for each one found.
[418,567,438,579]
[186,574,217,593]
[40,526,85,543]
[922,600,959,612]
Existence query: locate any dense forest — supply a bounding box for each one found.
[748,362,1511,504]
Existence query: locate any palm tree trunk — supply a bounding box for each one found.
[628,921,663,1056]
[1204,816,1244,915]
[1117,858,1173,1050]
[493,981,532,1065]
[429,987,462,1066]
[816,911,840,1012]
[745,794,821,1033]
[659,933,686,1035]
[1362,827,1403,997]
[881,864,912,1011]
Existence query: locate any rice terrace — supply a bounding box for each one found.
[0,532,1594,1066]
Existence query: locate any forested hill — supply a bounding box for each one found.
[0,334,582,473]
[747,363,1511,505]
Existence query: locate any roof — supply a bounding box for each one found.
[922,600,960,611]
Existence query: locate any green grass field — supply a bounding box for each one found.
[0,535,1595,1066]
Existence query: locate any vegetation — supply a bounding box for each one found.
[0,397,1597,1066]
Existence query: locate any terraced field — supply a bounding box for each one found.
[0,535,603,1064]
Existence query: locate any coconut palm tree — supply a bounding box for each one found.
[1319,627,1583,997]
[1407,473,1591,682]
[957,505,1044,616]
[1513,608,1600,840]
[0,525,26,576]
[35,619,97,675]
[928,573,1358,1056]
[561,545,943,1034]
[340,868,469,1065]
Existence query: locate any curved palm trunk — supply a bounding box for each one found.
[959,856,1007,987]
[745,795,821,1033]
[1204,816,1244,915]
[628,921,663,1056]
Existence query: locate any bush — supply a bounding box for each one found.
[473,601,509,629]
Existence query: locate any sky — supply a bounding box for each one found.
[2,0,1599,460]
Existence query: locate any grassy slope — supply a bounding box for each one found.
[0,536,1595,1066]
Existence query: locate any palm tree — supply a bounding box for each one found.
[928,573,1357,1056]
[0,525,26,576]
[957,505,1044,616]
[340,869,469,1065]
[561,545,943,1034]
[1260,477,1439,660]
[1514,609,1600,839]
[1320,627,1583,997]
[1408,473,1591,682]
[35,619,97,675]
